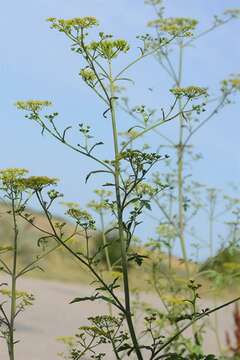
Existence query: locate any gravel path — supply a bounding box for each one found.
[0,277,237,360]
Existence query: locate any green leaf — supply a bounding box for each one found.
[70,294,100,304]
[85,170,111,183]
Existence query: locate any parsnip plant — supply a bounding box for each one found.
[118,1,240,355]
[121,0,240,271]
[13,12,240,360]
[0,169,64,360]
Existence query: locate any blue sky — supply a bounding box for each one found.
[1,0,240,258]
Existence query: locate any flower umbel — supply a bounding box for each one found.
[170,86,208,98]
[15,100,52,112]
[221,74,240,93]
[67,207,96,229]
[0,168,29,191]
[145,0,162,4]
[88,189,112,213]
[20,176,58,191]
[47,17,99,31]
[224,9,240,18]
[136,183,158,197]
[89,38,130,59]
[79,68,97,82]
[148,17,198,37]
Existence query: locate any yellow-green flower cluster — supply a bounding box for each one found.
[156,223,177,239]
[136,183,157,197]
[230,78,240,88]
[88,189,112,213]
[224,9,240,18]
[94,189,112,197]
[0,168,28,181]
[79,325,104,337]
[162,294,185,305]
[148,17,198,37]
[57,336,75,347]
[0,288,34,304]
[221,74,240,94]
[0,168,28,191]
[62,201,80,209]
[20,176,58,191]
[79,315,122,337]
[88,200,108,212]
[15,100,52,112]
[118,149,160,163]
[145,0,162,5]
[89,39,130,59]
[67,207,95,229]
[47,17,99,31]
[0,169,58,193]
[79,68,97,82]
[170,86,207,98]
[67,208,91,220]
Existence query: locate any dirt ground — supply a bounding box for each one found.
[0,277,237,360]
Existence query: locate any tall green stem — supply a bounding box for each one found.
[8,197,18,360]
[109,62,143,360]
[177,43,189,276]
[99,211,112,273]
[99,210,113,316]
